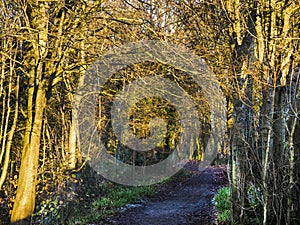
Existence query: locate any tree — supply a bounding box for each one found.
[224,0,300,224]
[1,0,297,224]
[8,0,102,223]
[0,1,20,190]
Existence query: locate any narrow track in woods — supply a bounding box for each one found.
[105,163,228,225]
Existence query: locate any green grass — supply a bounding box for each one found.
[68,185,156,224]
[93,185,156,209]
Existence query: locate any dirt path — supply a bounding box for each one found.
[106,163,228,225]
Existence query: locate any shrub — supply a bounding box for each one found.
[214,187,231,223]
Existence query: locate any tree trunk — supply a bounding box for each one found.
[67,31,86,169]
[0,74,19,189]
[10,84,46,224]
[11,1,48,223]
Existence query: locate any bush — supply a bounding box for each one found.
[214,187,231,223]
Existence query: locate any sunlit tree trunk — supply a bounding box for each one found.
[67,40,86,169]
[0,73,19,189]
[11,84,46,224]
[11,1,48,223]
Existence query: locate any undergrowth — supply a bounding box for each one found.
[68,185,156,225]
[31,166,191,225]
[214,186,231,224]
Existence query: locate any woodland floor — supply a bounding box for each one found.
[103,162,228,225]
[0,161,228,225]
